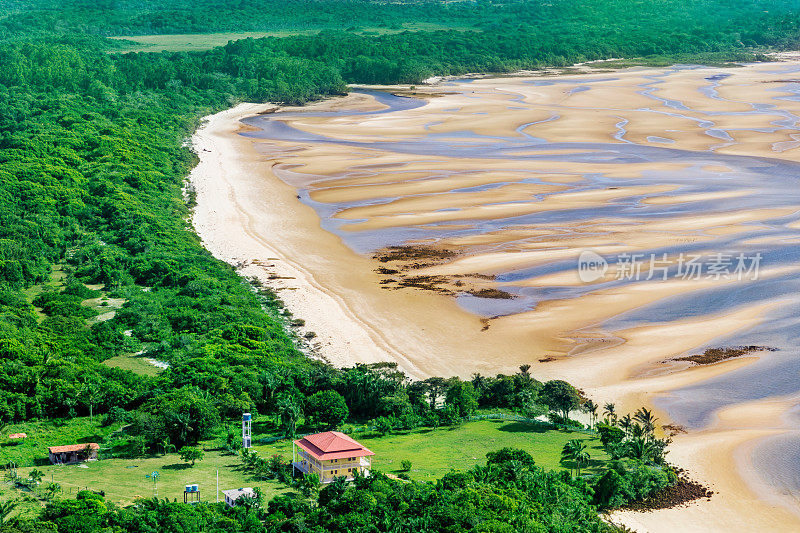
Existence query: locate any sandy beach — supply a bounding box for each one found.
[191,61,800,532]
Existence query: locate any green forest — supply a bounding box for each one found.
[1,0,799,531]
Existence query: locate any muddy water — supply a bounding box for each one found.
[242,65,800,509]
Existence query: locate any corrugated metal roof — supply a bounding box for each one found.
[48,443,100,453]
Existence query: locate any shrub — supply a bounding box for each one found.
[178,446,204,466]
[373,416,394,436]
[102,406,129,427]
[547,412,584,429]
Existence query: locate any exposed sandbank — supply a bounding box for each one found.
[192,60,800,532]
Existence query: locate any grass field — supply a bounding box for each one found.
[252,419,608,481]
[1,417,293,511]
[109,23,477,53]
[13,449,293,506]
[0,418,606,523]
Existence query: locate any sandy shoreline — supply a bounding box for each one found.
[190,102,536,379]
[191,63,800,532]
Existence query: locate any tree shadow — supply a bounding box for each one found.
[496,422,550,434]
[162,463,191,470]
[77,435,104,444]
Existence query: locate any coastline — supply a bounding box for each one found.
[190,74,800,531]
[190,101,532,379]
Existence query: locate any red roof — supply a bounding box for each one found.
[8,433,27,439]
[294,431,374,461]
[48,443,100,453]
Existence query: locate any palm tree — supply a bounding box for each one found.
[603,403,617,425]
[634,407,658,438]
[0,500,19,524]
[277,396,302,438]
[471,373,488,401]
[170,413,193,445]
[160,437,176,456]
[625,437,656,463]
[27,469,43,485]
[260,371,279,416]
[619,414,632,436]
[325,475,349,503]
[296,472,321,501]
[582,400,598,428]
[560,439,590,477]
[80,379,102,424]
[45,482,61,501]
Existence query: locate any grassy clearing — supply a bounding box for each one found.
[102,352,162,377]
[12,450,293,506]
[22,264,67,321]
[109,31,317,52]
[0,418,122,468]
[1,418,293,508]
[22,264,67,302]
[109,23,476,53]
[252,419,608,481]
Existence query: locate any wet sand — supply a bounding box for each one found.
[192,61,800,531]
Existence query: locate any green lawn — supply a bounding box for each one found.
[2,417,605,510]
[252,420,608,481]
[13,450,293,506]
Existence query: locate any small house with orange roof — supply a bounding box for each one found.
[48,443,99,464]
[292,431,374,483]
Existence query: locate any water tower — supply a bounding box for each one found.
[242,412,252,449]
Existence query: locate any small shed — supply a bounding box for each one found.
[48,443,99,464]
[8,433,27,440]
[222,487,255,507]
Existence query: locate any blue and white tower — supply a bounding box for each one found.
[242,412,252,449]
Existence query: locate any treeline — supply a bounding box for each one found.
[2,0,800,57]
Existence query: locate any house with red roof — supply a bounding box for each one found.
[48,443,99,464]
[292,431,374,483]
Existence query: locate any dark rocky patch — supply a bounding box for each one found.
[467,288,515,299]
[374,245,456,266]
[662,424,688,436]
[674,345,775,365]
